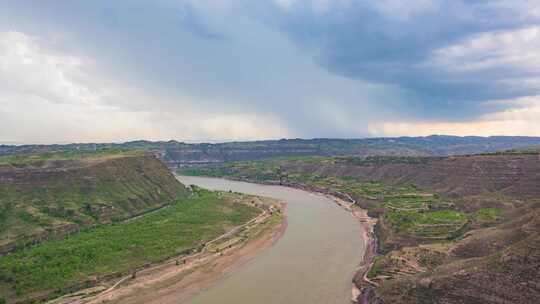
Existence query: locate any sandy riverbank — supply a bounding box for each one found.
[315,193,378,303]
[49,198,287,304]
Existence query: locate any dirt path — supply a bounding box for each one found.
[107,213,286,304]
[50,201,287,304]
[352,207,379,304]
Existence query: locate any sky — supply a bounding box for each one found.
[1,0,540,143]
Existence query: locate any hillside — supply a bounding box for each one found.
[0,150,190,255]
[373,205,540,304]
[179,152,540,303]
[278,153,540,203]
[186,152,540,204]
[0,150,278,304]
[0,188,263,303]
[2,136,540,166]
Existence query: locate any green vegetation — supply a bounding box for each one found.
[0,189,260,297]
[181,167,233,178]
[0,148,141,165]
[179,155,438,180]
[334,155,439,166]
[477,149,540,156]
[473,208,502,222]
[0,152,189,253]
[367,256,385,278]
[386,210,468,238]
[384,194,434,210]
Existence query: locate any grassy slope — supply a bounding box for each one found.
[0,149,136,165]
[0,150,190,252]
[0,189,260,301]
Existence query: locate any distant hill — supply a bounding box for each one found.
[2,136,540,166]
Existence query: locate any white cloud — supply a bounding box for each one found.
[273,0,353,13]
[0,31,293,143]
[0,31,96,105]
[197,114,290,140]
[372,0,439,21]
[430,26,540,72]
[274,0,295,10]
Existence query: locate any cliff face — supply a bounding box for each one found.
[0,152,189,255]
[282,153,540,201]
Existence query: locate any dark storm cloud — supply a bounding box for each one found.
[257,0,540,118]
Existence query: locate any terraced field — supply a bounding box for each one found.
[179,160,475,243]
[386,210,468,238]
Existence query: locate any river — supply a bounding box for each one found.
[176,175,365,304]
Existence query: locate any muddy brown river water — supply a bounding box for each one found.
[176,176,365,304]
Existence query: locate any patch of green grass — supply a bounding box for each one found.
[0,149,142,165]
[386,210,468,238]
[367,256,385,278]
[335,155,436,166]
[383,193,443,211]
[180,167,230,177]
[16,211,40,225]
[474,208,502,222]
[0,189,259,296]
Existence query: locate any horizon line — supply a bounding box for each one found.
[3,134,540,147]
